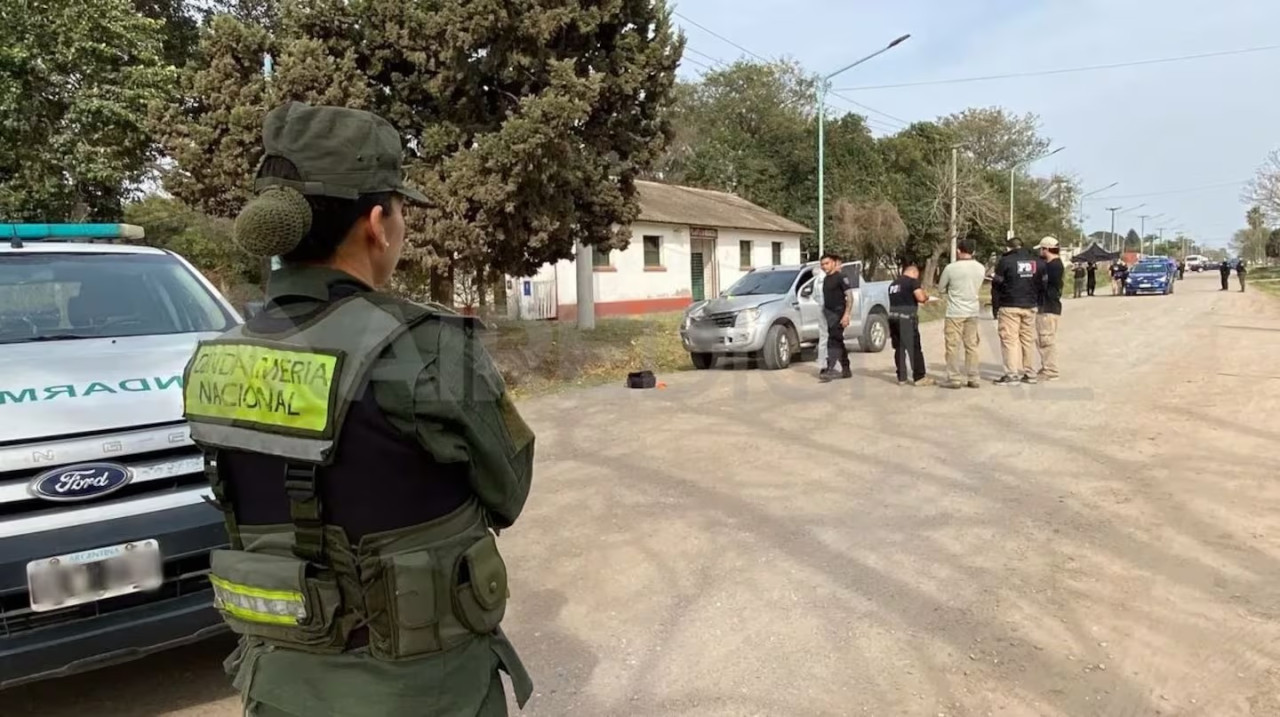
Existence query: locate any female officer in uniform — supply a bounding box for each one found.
[182,102,535,716]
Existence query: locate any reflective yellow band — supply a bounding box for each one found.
[184,341,338,434]
[210,575,307,625]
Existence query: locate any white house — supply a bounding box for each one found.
[510,180,810,320]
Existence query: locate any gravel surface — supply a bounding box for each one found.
[5,271,1278,717]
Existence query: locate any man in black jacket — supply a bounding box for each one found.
[1035,237,1065,381]
[990,236,1042,385]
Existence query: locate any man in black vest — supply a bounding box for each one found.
[818,252,853,382]
[990,237,1042,385]
[1220,259,1232,290]
[182,103,535,717]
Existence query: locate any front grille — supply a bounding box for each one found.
[0,552,213,637]
[707,312,736,328]
[0,424,205,519]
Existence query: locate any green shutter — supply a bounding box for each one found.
[690,253,705,301]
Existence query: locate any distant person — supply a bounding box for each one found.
[1072,263,1086,298]
[1220,259,1232,291]
[1111,260,1129,295]
[887,260,931,386]
[1177,259,1186,280]
[1237,259,1247,291]
[1035,237,1065,382]
[991,236,1041,385]
[1086,262,1098,296]
[937,239,986,389]
[818,252,853,382]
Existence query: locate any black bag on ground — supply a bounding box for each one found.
[626,370,656,389]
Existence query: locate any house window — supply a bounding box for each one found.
[771,241,783,266]
[643,235,662,268]
[592,247,611,267]
[739,240,753,268]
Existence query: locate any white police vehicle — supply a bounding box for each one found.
[0,224,239,688]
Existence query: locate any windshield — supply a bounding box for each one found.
[724,269,800,296]
[1131,263,1169,274]
[0,253,235,344]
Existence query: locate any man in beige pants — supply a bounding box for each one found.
[936,238,986,389]
[1035,237,1065,381]
[990,236,1044,385]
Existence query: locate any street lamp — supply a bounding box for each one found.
[816,33,911,256]
[1008,146,1065,239]
[1078,181,1118,247]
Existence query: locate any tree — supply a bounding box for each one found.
[0,0,176,222]
[829,199,906,274]
[660,60,816,230]
[1124,228,1141,252]
[1244,148,1280,224]
[155,0,685,298]
[938,107,1052,172]
[1231,205,1271,262]
[134,0,199,67]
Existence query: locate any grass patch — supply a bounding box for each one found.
[486,312,687,397]
[1251,266,1280,296]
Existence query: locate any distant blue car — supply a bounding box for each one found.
[1125,259,1177,295]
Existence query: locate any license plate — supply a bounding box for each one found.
[27,540,163,612]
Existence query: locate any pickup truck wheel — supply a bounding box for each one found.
[761,323,795,370]
[860,312,889,353]
[690,352,716,370]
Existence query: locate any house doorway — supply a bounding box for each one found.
[689,227,718,300]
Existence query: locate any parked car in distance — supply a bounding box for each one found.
[1125,259,1177,295]
[679,261,891,370]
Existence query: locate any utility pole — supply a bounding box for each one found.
[575,241,595,330]
[1106,206,1122,254]
[949,146,959,263]
[1078,181,1119,249]
[1138,215,1150,256]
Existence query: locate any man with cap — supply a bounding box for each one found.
[1035,236,1065,381]
[181,102,534,717]
[990,236,1042,385]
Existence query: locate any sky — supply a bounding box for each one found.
[671,0,1280,249]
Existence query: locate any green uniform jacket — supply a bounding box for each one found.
[228,266,534,717]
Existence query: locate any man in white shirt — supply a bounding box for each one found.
[936,239,987,389]
[811,264,827,369]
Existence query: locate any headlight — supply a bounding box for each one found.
[737,307,762,326]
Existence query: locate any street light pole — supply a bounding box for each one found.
[949,145,959,263]
[1078,181,1119,247]
[1007,146,1065,239]
[816,33,911,257]
[1107,206,1122,253]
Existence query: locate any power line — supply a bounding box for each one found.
[681,55,715,72]
[685,46,727,68]
[673,12,912,130]
[1092,179,1249,201]
[829,91,908,128]
[672,11,769,63]
[832,43,1280,92]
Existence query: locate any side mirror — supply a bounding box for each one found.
[243,300,265,320]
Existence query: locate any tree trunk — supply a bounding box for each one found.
[492,268,507,315]
[923,251,942,289]
[429,261,454,306]
[476,268,488,310]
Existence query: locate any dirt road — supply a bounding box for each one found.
[5,271,1279,716]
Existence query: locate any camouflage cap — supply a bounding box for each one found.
[255,101,428,205]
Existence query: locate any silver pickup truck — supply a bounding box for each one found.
[679,261,891,370]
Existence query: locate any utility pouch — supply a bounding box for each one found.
[451,533,508,635]
[367,551,444,659]
[209,549,343,651]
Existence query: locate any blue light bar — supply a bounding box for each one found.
[2,223,145,241]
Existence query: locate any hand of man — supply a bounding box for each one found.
[840,315,850,328]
